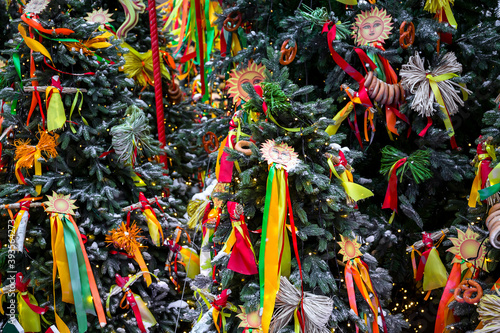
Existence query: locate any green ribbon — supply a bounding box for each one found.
[69,89,88,133]
[259,164,275,310]
[479,183,500,201]
[62,215,94,333]
[11,44,23,115]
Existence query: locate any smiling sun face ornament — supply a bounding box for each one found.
[227,62,266,105]
[353,7,393,46]
[447,227,489,272]
[260,140,299,171]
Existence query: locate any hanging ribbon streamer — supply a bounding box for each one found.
[220,201,258,275]
[259,164,294,333]
[382,157,407,223]
[9,196,42,251]
[14,129,59,195]
[424,0,457,29]
[46,77,66,132]
[199,202,219,277]
[0,273,48,332]
[193,289,238,333]
[106,272,158,333]
[21,13,74,36]
[325,101,354,136]
[135,192,164,247]
[339,236,387,333]
[44,193,106,333]
[322,22,373,108]
[68,89,88,134]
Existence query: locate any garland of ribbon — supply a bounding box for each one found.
[345,257,388,333]
[106,272,159,333]
[14,129,59,195]
[48,210,106,332]
[0,273,48,332]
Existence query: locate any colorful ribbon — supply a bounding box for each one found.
[327,155,374,202]
[469,142,496,207]
[382,158,407,222]
[49,212,106,333]
[136,192,164,247]
[106,272,159,333]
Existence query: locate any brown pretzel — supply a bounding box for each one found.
[454,280,483,304]
[223,12,242,32]
[168,82,182,104]
[202,132,219,153]
[399,21,415,49]
[279,40,297,65]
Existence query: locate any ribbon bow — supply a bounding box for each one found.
[135,192,164,247]
[7,196,42,252]
[194,289,238,333]
[424,0,457,29]
[164,227,200,289]
[107,273,158,333]
[0,273,48,332]
[14,129,59,194]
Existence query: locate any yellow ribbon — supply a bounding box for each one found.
[426,73,458,138]
[18,24,53,62]
[142,208,163,247]
[424,0,457,29]
[327,158,374,202]
[46,86,66,132]
[469,145,497,207]
[326,101,355,135]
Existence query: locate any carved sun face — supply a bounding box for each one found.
[353,7,393,46]
[44,192,78,215]
[260,140,299,170]
[227,62,266,105]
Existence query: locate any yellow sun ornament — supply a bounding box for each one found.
[44,192,78,215]
[447,227,489,272]
[260,139,299,170]
[84,8,114,25]
[237,306,263,333]
[338,234,362,262]
[226,61,266,105]
[353,7,393,46]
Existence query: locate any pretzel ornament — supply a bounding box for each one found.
[168,82,182,104]
[399,21,415,49]
[235,140,254,156]
[202,132,219,153]
[454,280,483,304]
[364,71,405,106]
[279,40,297,65]
[223,11,242,32]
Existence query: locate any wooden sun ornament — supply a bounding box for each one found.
[24,0,49,14]
[237,307,262,333]
[44,192,77,215]
[353,7,393,46]
[260,140,299,170]
[447,227,488,272]
[226,62,266,105]
[338,234,362,261]
[84,8,114,25]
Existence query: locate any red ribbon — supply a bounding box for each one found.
[419,117,433,137]
[16,272,48,314]
[382,158,407,212]
[44,58,95,76]
[435,261,461,333]
[321,22,372,108]
[254,85,268,114]
[194,0,206,96]
[115,274,146,333]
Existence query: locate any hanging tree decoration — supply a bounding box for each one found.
[129,192,165,247]
[14,128,59,195]
[259,139,303,333]
[226,62,266,106]
[105,220,153,286]
[237,307,263,332]
[270,276,333,333]
[325,151,374,206]
[338,235,388,333]
[192,288,239,333]
[122,48,171,87]
[44,192,107,332]
[219,202,258,275]
[164,227,200,290]
[7,196,42,252]
[380,146,432,223]
[400,52,471,147]
[476,288,500,332]
[468,136,496,207]
[84,8,114,26]
[106,273,159,333]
